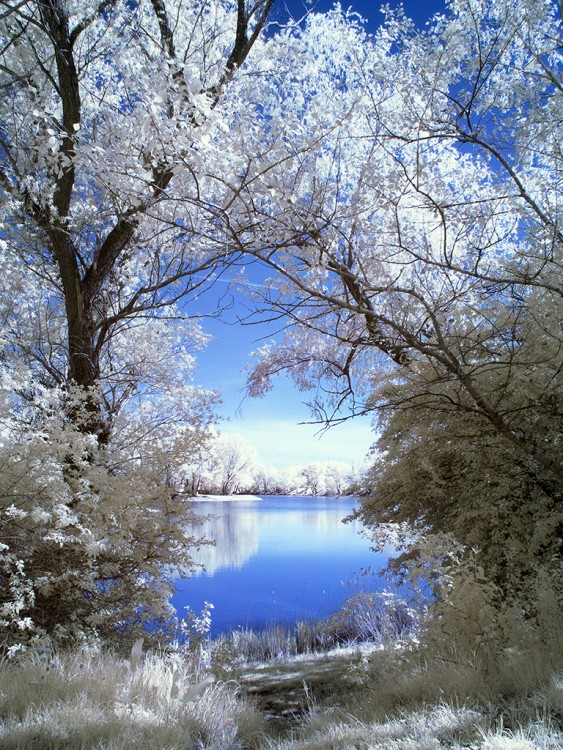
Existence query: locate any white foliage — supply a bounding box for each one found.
[230,0,562,649]
[0,380,214,647]
[0,0,274,647]
[1,0,561,655]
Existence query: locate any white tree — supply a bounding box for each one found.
[324,460,352,496]
[1,0,560,654]
[221,0,562,641]
[250,463,282,495]
[0,0,274,647]
[203,432,258,495]
[0,0,274,438]
[247,458,358,496]
[300,462,324,495]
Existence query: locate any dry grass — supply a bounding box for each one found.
[270,640,563,750]
[0,631,561,750]
[268,702,562,749]
[0,644,265,749]
[210,592,419,668]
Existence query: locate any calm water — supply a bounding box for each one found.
[172,496,398,635]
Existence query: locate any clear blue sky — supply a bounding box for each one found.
[280,0,445,28]
[192,0,444,469]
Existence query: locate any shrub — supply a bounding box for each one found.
[327,592,420,645]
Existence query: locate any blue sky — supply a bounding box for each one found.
[192,0,444,469]
[192,287,378,469]
[281,0,445,28]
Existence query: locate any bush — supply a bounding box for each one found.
[327,592,420,645]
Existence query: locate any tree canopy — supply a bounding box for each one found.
[236,0,562,646]
[0,0,274,648]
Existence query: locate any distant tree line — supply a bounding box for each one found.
[181,432,366,496]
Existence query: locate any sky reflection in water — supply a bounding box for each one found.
[172,496,400,635]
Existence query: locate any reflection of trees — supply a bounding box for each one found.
[261,509,355,536]
[183,502,363,576]
[190,508,260,575]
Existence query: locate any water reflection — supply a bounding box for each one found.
[191,508,260,575]
[189,497,364,576]
[173,496,387,634]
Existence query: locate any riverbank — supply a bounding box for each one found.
[1,635,561,749]
[194,494,263,502]
[191,494,356,501]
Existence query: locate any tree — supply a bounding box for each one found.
[1,0,560,653]
[247,459,359,496]
[250,463,282,495]
[0,383,215,646]
[300,462,323,495]
[0,0,274,648]
[324,460,352,496]
[224,0,562,641]
[359,303,562,633]
[0,0,272,439]
[202,432,258,495]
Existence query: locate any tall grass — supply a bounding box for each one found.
[262,631,563,749]
[269,700,563,750]
[1,591,561,750]
[211,591,420,667]
[1,643,561,750]
[0,644,264,749]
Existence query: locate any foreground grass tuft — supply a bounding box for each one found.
[269,702,562,749]
[0,645,264,749]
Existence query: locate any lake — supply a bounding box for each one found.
[172,495,400,636]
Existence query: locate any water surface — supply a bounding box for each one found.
[172,495,394,635]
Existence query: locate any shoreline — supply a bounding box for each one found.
[193,493,262,502]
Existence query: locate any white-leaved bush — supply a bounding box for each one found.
[0,369,215,648]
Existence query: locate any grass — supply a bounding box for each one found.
[0,644,265,749]
[1,641,560,749]
[259,640,563,750]
[0,594,561,749]
[209,591,420,668]
[268,701,562,749]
